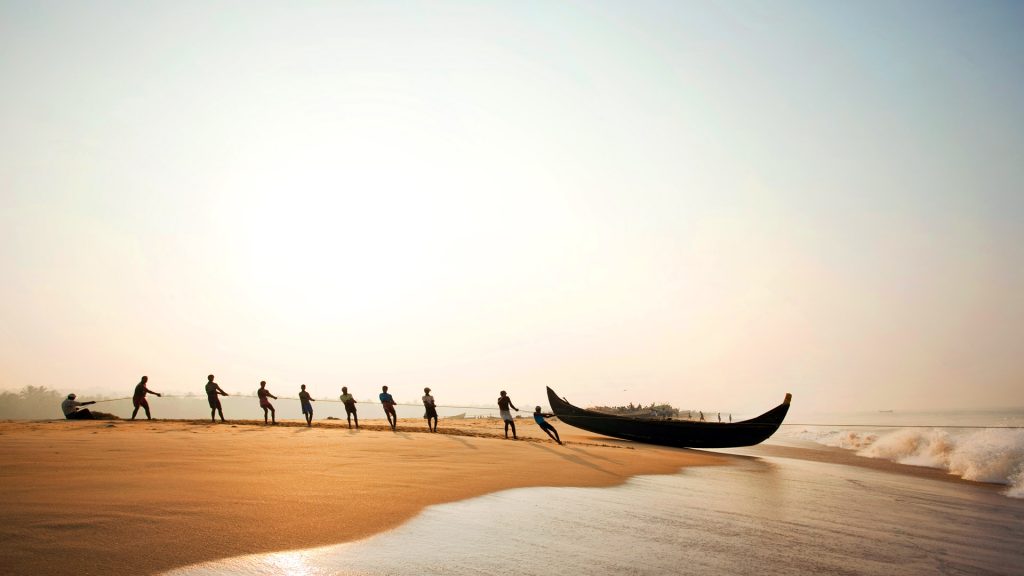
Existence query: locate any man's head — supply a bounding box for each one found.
[424,387,431,393]
[382,386,388,392]
[207,374,215,382]
[260,381,266,388]
[68,393,76,400]
[535,406,542,413]
[141,376,148,383]
[301,384,306,391]
[500,391,507,397]
[342,386,348,393]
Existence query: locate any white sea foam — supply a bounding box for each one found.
[795,426,1024,498]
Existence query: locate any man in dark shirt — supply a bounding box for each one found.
[205,374,229,423]
[131,375,162,420]
[298,384,315,427]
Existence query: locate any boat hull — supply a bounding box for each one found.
[546,387,792,449]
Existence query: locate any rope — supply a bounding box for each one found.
[80,397,1023,429]
[89,394,544,413]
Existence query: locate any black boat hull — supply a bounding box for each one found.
[546,387,792,449]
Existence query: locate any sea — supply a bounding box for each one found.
[161,407,1024,576]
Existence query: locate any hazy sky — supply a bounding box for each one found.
[2,1,1022,414]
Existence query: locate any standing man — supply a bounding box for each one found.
[61,393,96,420]
[131,375,162,420]
[205,374,229,423]
[298,384,315,426]
[379,385,397,431]
[422,387,438,433]
[497,390,519,439]
[339,386,358,429]
[258,381,277,425]
[533,406,562,445]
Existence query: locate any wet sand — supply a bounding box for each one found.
[0,418,724,576]
[170,450,1023,576]
[164,434,1024,576]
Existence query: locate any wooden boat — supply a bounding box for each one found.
[546,387,792,449]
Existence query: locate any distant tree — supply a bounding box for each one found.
[0,386,65,420]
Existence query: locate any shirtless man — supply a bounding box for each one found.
[205,374,229,423]
[497,391,519,439]
[257,381,277,424]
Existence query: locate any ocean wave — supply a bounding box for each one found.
[793,427,1024,499]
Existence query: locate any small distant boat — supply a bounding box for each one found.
[546,387,792,449]
[878,410,894,413]
[445,412,466,419]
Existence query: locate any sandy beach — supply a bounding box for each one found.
[0,418,723,576]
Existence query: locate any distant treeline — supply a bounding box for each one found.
[589,402,680,418]
[0,386,66,420]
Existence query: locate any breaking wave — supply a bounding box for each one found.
[794,427,1024,498]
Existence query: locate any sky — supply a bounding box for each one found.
[1,0,1022,415]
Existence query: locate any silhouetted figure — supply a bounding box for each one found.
[205,374,228,423]
[61,393,95,420]
[497,391,519,439]
[299,384,315,426]
[258,381,278,424]
[131,376,161,420]
[379,385,397,431]
[339,386,358,429]
[699,411,705,422]
[729,414,732,423]
[422,387,438,432]
[533,406,561,444]
[717,412,721,423]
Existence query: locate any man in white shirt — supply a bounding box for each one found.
[422,387,438,433]
[61,394,96,420]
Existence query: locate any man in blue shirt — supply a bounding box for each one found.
[379,386,397,431]
[533,406,562,444]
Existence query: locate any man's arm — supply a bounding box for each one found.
[217,385,229,396]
